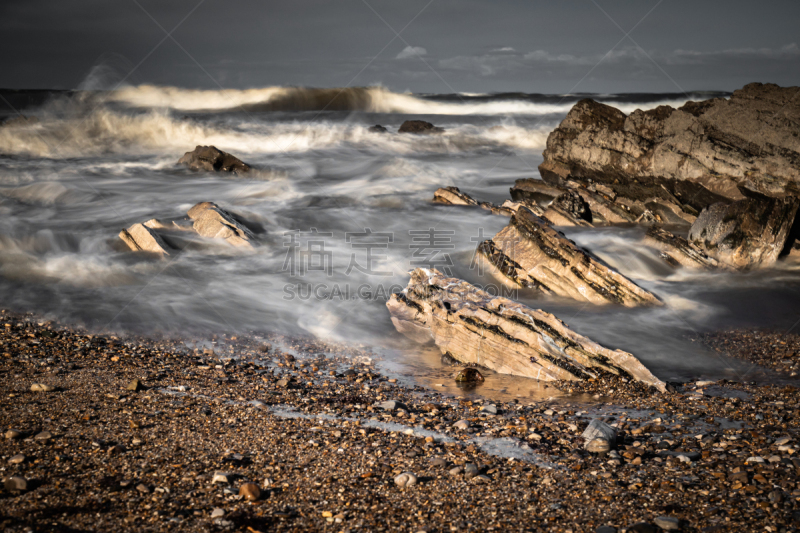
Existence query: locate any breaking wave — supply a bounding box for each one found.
[0,104,552,158]
[106,84,704,115]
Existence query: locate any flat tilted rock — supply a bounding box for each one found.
[432,186,518,216]
[119,223,172,255]
[478,206,661,307]
[387,268,666,391]
[539,83,800,212]
[178,145,251,175]
[688,195,799,269]
[187,202,257,248]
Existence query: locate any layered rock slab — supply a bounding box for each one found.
[478,206,661,307]
[187,202,256,248]
[387,268,666,391]
[643,226,722,270]
[539,83,800,210]
[118,223,171,255]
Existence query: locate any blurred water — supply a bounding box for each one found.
[0,85,795,388]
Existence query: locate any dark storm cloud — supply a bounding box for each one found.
[1,0,799,93]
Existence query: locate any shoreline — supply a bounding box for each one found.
[1,309,799,532]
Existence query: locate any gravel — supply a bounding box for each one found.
[0,309,798,531]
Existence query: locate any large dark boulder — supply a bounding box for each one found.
[688,195,800,269]
[398,120,444,134]
[539,83,800,216]
[178,145,251,175]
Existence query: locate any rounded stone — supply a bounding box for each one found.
[4,429,23,440]
[5,475,28,491]
[453,420,470,430]
[238,483,260,501]
[30,383,55,392]
[653,516,680,531]
[34,431,52,441]
[394,472,417,488]
[8,454,25,465]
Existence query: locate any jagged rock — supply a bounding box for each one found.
[478,206,661,307]
[539,83,800,214]
[582,419,617,443]
[540,190,593,227]
[187,202,256,248]
[511,179,635,225]
[432,187,525,217]
[368,124,388,133]
[178,145,251,175]
[433,186,479,206]
[688,195,800,269]
[119,223,172,255]
[643,226,722,270]
[398,120,443,134]
[551,190,592,223]
[386,268,665,391]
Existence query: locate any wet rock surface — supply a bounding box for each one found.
[643,226,723,270]
[386,268,666,390]
[177,145,251,175]
[187,202,257,248]
[432,187,518,217]
[119,202,257,253]
[539,83,800,210]
[0,310,798,531]
[478,206,662,306]
[688,195,800,270]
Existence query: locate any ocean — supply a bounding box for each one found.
[1,84,794,393]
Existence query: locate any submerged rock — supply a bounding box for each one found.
[187,202,257,248]
[386,268,666,390]
[688,195,800,269]
[478,206,661,307]
[178,145,251,175]
[538,83,800,212]
[398,120,443,134]
[368,124,388,133]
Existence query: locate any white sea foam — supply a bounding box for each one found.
[107,84,692,116]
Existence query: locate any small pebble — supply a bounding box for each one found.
[453,420,469,430]
[463,463,479,479]
[34,431,52,441]
[4,475,27,491]
[8,454,25,464]
[653,516,680,531]
[126,379,143,391]
[394,472,417,488]
[30,383,55,392]
[212,471,232,484]
[238,483,260,501]
[211,508,225,519]
[4,429,23,440]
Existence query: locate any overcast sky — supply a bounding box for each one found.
[2,0,800,93]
